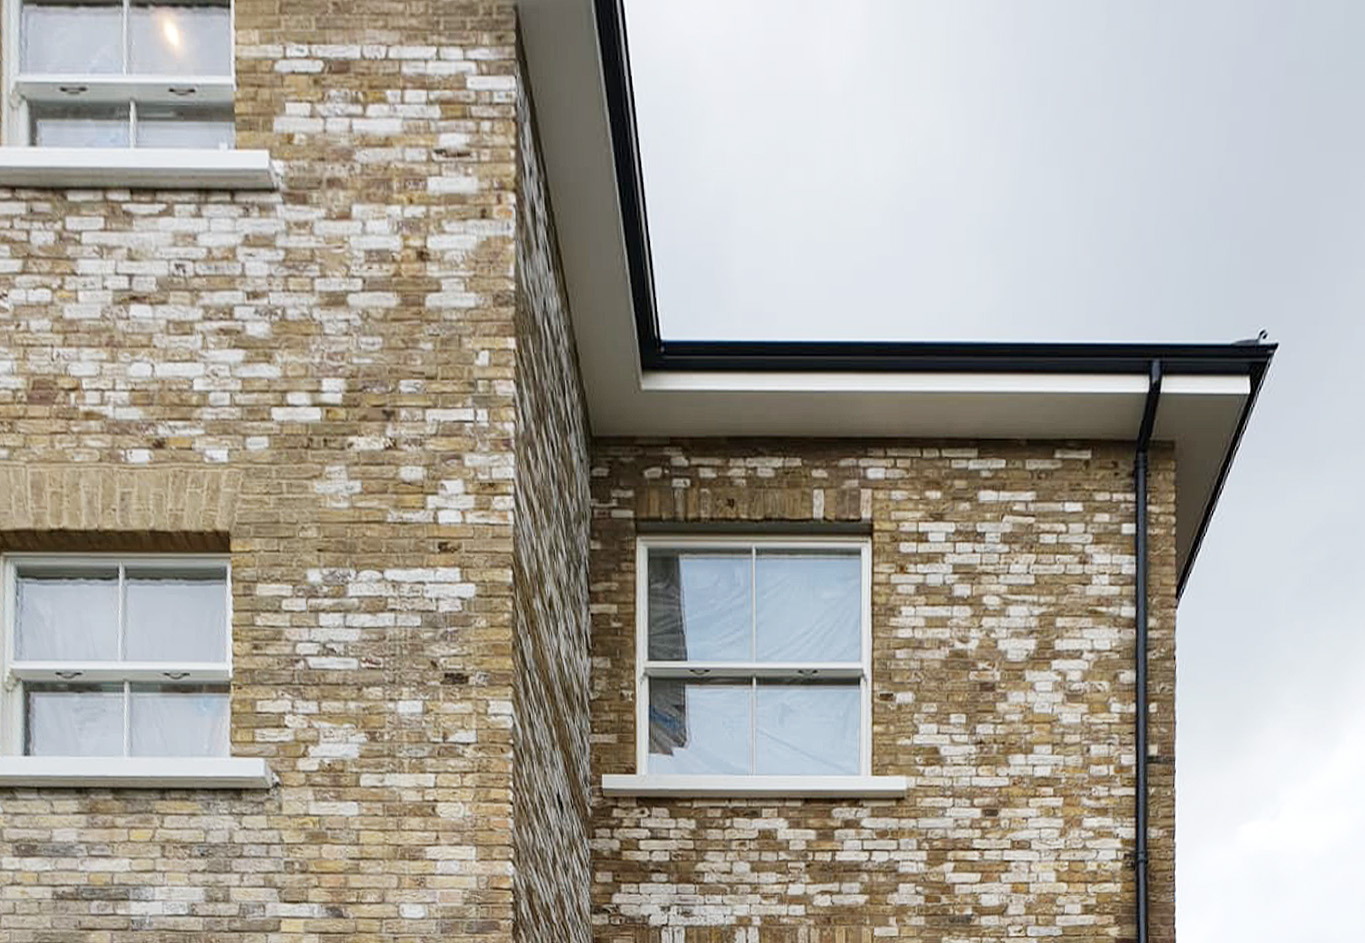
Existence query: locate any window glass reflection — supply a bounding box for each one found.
[130,3,232,75]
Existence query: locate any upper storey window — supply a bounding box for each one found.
[638,536,872,778]
[1,556,231,758]
[7,0,233,148]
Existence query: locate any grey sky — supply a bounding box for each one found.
[624,1,1365,938]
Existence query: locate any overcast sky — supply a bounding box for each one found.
[623,2,1365,938]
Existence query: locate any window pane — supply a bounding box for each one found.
[32,105,131,148]
[26,685,124,756]
[130,3,232,75]
[21,2,124,74]
[15,567,119,661]
[756,682,860,775]
[124,567,228,662]
[136,106,233,148]
[130,685,229,756]
[755,552,862,662]
[647,680,751,775]
[647,551,751,662]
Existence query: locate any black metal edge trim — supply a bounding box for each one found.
[1136,361,1164,448]
[593,0,662,367]
[1131,362,1159,943]
[648,340,1278,375]
[1176,353,1273,598]
[592,0,1280,380]
[635,520,873,537]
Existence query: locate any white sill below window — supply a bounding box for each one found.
[0,147,275,190]
[0,756,275,789]
[601,774,909,799]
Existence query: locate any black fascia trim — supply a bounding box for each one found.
[646,339,1275,376]
[592,0,1278,381]
[594,0,661,367]
[1176,351,1272,598]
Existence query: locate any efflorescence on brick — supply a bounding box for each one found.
[0,3,526,939]
[512,61,594,943]
[588,442,1177,942]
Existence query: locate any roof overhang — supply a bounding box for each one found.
[517,0,1277,596]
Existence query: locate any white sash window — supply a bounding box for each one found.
[5,0,234,148]
[636,536,873,778]
[1,555,231,758]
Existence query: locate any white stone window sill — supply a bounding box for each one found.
[601,774,909,799]
[0,756,275,789]
[0,147,276,190]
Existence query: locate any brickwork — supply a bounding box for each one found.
[0,2,524,938]
[511,65,594,943]
[588,440,1177,942]
[0,3,1185,939]
[0,463,242,534]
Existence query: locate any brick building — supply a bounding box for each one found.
[0,1,1273,941]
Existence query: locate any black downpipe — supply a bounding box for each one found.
[1134,360,1162,943]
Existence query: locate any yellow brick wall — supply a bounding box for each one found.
[512,55,593,943]
[0,3,523,938]
[588,440,1177,942]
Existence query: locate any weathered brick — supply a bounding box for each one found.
[0,7,1179,943]
[589,441,1177,942]
[0,2,528,940]
[512,74,592,942]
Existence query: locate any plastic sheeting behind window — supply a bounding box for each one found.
[24,684,229,757]
[124,569,227,662]
[26,685,124,756]
[130,686,229,756]
[21,3,124,74]
[129,3,232,76]
[755,552,861,662]
[648,552,751,661]
[756,681,859,775]
[647,681,750,774]
[648,679,861,775]
[136,107,234,149]
[641,541,867,777]
[15,568,120,661]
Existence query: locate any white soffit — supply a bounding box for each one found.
[517,0,1261,584]
[518,0,643,434]
[625,371,1246,439]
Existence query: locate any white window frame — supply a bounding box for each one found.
[601,534,907,798]
[0,552,272,788]
[1,0,236,147]
[0,0,275,189]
